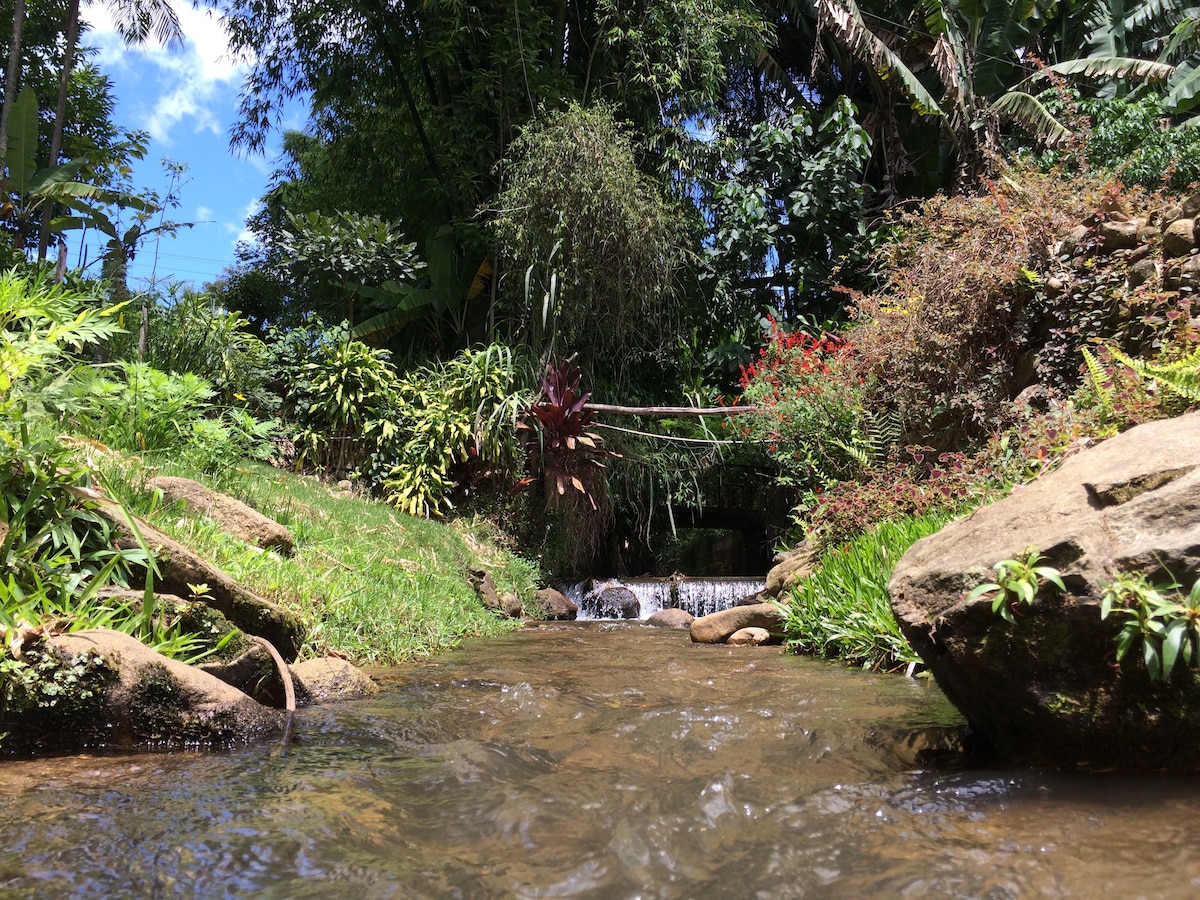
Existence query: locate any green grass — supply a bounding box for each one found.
[110,460,540,666]
[781,511,958,672]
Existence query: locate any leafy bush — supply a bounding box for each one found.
[846,171,1090,448]
[384,345,528,517]
[518,360,617,509]
[60,362,278,475]
[122,287,274,409]
[293,337,400,476]
[704,95,872,322]
[1022,92,1200,193]
[782,512,956,671]
[278,210,424,328]
[801,446,983,552]
[1102,571,1200,682]
[737,317,868,490]
[490,102,684,384]
[67,363,215,453]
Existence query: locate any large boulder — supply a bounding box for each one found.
[596,586,640,619]
[890,413,1200,769]
[2,629,283,754]
[690,603,786,644]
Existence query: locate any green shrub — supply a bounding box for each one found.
[1022,92,1200,193]
[124,287,274,409]
[782,512,957,671]
[737,317,869,491]
[384,344,529,517]
[67,362,215,454]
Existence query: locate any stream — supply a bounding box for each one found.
[3,623,1200,897]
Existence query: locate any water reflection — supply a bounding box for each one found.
[1,623,1199,898]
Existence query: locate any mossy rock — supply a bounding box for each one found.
[1,630,283,755]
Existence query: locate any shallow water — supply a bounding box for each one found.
[2,624,1200,898]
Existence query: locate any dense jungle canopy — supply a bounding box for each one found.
[2,0,1200,581]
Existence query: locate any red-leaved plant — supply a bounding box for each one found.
[516,360,618,508]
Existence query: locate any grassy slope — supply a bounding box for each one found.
[123,462,540,667]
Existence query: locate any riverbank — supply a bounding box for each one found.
[121,461,542,666]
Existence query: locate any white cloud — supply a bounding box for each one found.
[228,199,263,247]
[195,205,214,222]
[81,1,247,144]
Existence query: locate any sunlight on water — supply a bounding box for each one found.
[2,624,1200,898]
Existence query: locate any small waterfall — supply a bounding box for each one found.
[565,576,765,621]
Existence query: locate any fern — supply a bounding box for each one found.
[831,407,903,471]
[1110,345,1200,401]
[1081,346,1116,415]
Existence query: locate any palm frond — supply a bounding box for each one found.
[1126,0,1194,34]
[990,90,1071,146]
[815,0,946,118]
[1165,61,1200,112]
[1040,56,1175,83]
[1160,16,1200,62]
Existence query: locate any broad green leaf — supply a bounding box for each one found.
[8,88,40,196]
[1034,566,1066,592]
[1037,57,1174,84]
[1164,62,1200,113]
[1144,636,1163,681]
[1162,619,1187,680]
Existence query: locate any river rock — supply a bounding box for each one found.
[1180,255,1200,292]
[3,629,284,754]
[763,543,818,598]
[727,627,772,646]
[291,658,379,704]
[690,603,785,644]
[1163,218,1195,258]
[199,642,279,704]
[531,588,578,620]
[1181,191,1200,220]
[646,608,694,629]
[889,412,1200,769]
[1099,219,1139,252]
[149,476,294,555]
[469,567,502,612]
[1057,223,1089,258]
[1126,257,1157,290]
[597,587,640,619]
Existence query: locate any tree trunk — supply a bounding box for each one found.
[0,0,26,164]
[38,0,81,260]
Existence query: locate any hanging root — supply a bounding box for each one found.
[251,635,296,712]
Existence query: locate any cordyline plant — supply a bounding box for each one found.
[516,360,618,509]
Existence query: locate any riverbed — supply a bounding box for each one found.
[2,623,1199,897]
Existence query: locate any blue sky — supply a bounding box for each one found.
[79,1,305,292]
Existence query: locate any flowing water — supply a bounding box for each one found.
[2,623,1200,898]
[567,577,765,619]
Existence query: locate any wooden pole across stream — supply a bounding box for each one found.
[583,403,756,416]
